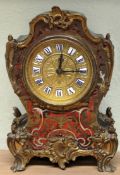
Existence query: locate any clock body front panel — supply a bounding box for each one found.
[24,36,94,107]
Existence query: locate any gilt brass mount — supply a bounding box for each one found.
[6,6,118,172]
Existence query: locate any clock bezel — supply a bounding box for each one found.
[23,34,97,111]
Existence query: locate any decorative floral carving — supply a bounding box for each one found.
[48,6,73,29]
[6,6,118,172]
[7,107,118,172]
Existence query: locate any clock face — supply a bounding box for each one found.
[24,36,94,106]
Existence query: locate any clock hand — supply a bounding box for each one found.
[58,52,64,69]
[62,69,81,73]
[56,53,64,74]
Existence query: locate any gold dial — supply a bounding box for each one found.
[25,36,94,106]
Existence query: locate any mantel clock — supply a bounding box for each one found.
[6,7,118,172]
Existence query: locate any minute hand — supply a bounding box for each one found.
[62,69,81,73]
[58,53,64,69]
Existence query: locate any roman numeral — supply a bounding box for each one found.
[56,44,63,52]
[79,67,87,74]
[35,54,44,62]
[56,89,63,97]
[35,78,43,85]
[44,46,52,55]
[76,79,84,86]
[68,47,76,55]
[32,67,40,74]
[67,87,75,95]
[76,55,84,63]
[44,86,52,94]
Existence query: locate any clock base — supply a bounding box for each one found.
[7,107,118,172]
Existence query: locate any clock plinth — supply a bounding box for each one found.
[6,6,118,172]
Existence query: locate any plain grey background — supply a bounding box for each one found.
[0,0,120,150]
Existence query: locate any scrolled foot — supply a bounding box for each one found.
[58,159,66,170]
[11,156,27,172]
[104,163,116,172]
[97,158,116,172]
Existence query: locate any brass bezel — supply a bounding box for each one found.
[23,34,97,111]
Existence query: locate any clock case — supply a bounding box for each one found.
[6,7,118,172]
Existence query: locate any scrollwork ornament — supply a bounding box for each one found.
[6,6,118,172]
